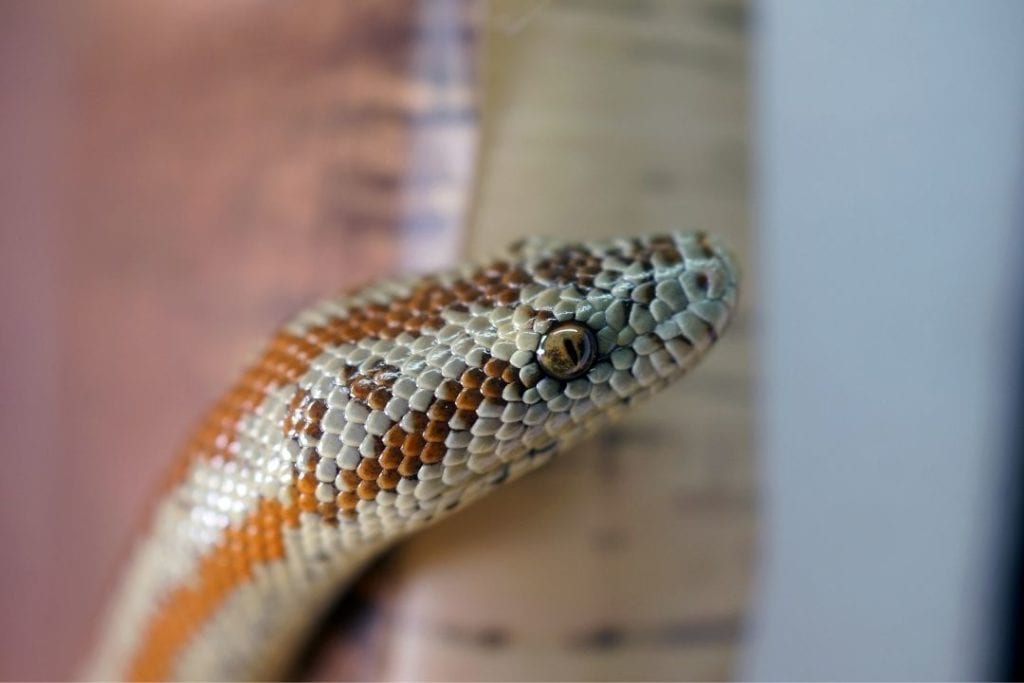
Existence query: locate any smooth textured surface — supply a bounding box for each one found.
[86,232,740,680]
[745,1,1024,679]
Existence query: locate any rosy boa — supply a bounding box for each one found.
[84,231,740,680]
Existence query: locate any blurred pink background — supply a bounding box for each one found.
[0,2,471,678]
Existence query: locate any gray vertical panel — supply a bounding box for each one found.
[745,1,1024,679]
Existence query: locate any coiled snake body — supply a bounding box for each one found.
[85,232,740,680]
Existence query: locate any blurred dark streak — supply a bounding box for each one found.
[600,423,666,450]
[289,551,396,682]
[436,623,512,650]
[568,614,741,651]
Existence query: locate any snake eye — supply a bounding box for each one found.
[537,322,597,380]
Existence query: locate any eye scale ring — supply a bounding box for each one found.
[536,322,597,380]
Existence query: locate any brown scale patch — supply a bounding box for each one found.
[453,408,477,429]
[480,377,504,400]
[368,387,391,411]
[502,268,532,286]
[421,442,446,465]
[523,236,684,287]
[336,491,359,512]
[356,457,382,481]
[436,379,461,402]
[281,389,308,435]
[460,367,486,389]
[532,245,604,289]
[424,420,449,443]
[339,470,360,490]
[308,308,517,516]
[404,410,429,433]
[165,258,535,489]
[402,432,425,457]
[356,480,379,500]
[365,436,385,461]
[294,398,327,442]
[341,363,400,410]
[398,455,420,477]
[303,423,324,442]
[427,399,456,421]
[622,235,685,269]
[380,446,403,470]
[377,469,401,490]
[296,472,318,495]
[306,399,327,421]
[483,357,508,377]
[125,498,296,681]
[383,425,405,447]
[298,492,318,513]
[500,365,518,385]
[455,387,483,411]
[283,361,401,519]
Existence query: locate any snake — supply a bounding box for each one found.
[83,231,740,681]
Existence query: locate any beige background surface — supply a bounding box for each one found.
[313,1,755,679]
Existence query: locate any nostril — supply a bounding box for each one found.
[695,273,709,291]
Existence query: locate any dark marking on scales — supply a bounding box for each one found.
[416,614,743,651]
[568,614,742,651]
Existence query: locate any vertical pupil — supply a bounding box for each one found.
[562,337,580,365]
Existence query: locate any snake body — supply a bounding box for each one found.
[85,232,740,680]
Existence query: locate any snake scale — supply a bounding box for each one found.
[84,231,740,680]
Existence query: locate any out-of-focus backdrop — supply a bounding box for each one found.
[1,1,1022,681]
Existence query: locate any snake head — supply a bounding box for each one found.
[430,231,741,504]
